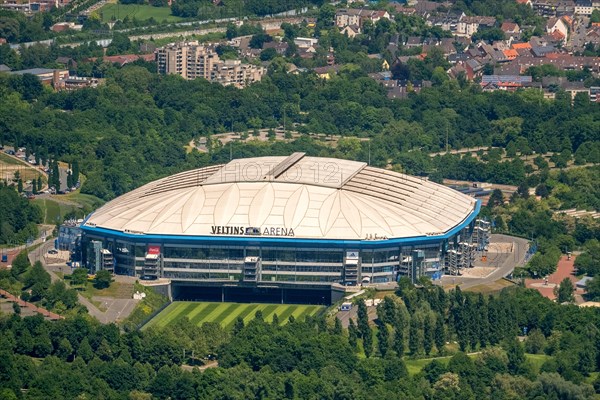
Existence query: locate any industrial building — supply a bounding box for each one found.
[81,154,484,304]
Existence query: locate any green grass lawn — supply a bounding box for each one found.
[143,301,324,330]
[32,198,80,224]
[99,4,182,23]
[525,353,551,373]
[403,353,551,376]
[0,152,24,165]
[405,356,453,375]
[76,281,135,301]
[63,192,105,211]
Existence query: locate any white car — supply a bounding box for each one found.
[47,249,58,255]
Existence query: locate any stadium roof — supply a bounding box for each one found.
[83,153,478,241]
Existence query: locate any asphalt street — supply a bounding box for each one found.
[440,234,529,290]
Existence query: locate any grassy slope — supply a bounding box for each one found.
[99,4,182,23]
[32,198,78,224]
[404,353,551,376]
[144,301,323,330]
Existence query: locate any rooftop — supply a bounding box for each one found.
[84,154,478,241]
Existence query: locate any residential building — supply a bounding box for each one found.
[294,37,318,49]
[341,24,361,38]
[334,9,391,28]
[211,60,265,88]
[51,22,83,32]
[586,26,600,45]
[156,42,265,88]
[262,41,289,55]
[574,0,593,14]
[313,65,342,79]
[480,75,534,91]
[55,76,100,91]
[546,17,568,37]
[88,53,155,67]
[501,22,522,39]
[8,68,69,86]
[457,16,496,37]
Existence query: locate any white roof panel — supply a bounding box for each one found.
[84,156,477,240]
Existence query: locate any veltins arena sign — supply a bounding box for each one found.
[210,225,295,237]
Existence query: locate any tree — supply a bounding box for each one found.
[555,278,574,303]
[393,321,405,357]
[94,270,112,289]
[487,189,504,208]
[423,316,434,356]
[56,338,73,361]
[77,337,94,363]
[506,338,526,375]
[70,268,88,286]
[409,317,421,355]
[249,33,271,49]
[348,319,358,350]
[435,315,445,354]
[535,183,549,198]
[11,250,30,278]
[12,302,20,315]
[260,47,278,61]
[585,276,600,301]
[17,179,22,193]
[72,160,79,186]
[377,323,389,357]
[333,317,342,335]
[363,324,373,357]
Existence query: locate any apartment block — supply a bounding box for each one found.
[156,41,265,88]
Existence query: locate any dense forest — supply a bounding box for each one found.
[170,0,324,19]
[0,185,41,245]
[1,64,599,200]
[1,285,599,399]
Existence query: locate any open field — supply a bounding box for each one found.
[464,278,516,294]
[404,353,550,375]
[143,301,324,330]
[62,192,105,210]
[99,4,182,23]
[0,152,45,186]
[32,198,80,224]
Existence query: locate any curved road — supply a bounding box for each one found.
[441,234,529,290]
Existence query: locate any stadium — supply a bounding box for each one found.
[80,153,484,304]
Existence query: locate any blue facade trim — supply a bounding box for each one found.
[81,200,481,249]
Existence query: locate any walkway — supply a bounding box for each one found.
[0,288,62,320]
[441,234,529,290]
[30,239,139,324]
[525,255,584,303]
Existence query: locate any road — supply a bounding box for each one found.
[442,178,518,194]
[336,302,378,329]
[440,234,529,290]
[567,16,589,50]
[29,235,139,324]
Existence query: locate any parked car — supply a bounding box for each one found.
[48,249,58,255]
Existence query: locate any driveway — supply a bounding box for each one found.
[440,234,529,290]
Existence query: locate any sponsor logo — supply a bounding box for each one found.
[210,225,295,237]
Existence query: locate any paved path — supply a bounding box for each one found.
[525,255,584,303]
[440,234,529,290]
[0,288,62,320]
[336,302,378,329]
[30,238,139,324]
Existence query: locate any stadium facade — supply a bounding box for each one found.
[81,153,484,304]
